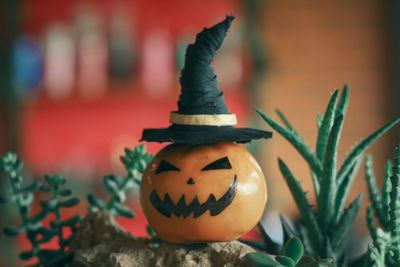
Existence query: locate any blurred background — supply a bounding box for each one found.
[0,0,399,266]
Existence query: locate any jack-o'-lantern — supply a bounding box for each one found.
[141,142,267,243]
[140,16,272,244]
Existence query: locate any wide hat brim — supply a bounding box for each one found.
[140,125,272,144]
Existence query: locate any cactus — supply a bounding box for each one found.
[0,153,82,265]
[365,145,400,266]
[87,144,153,218]
[254,84,400,264]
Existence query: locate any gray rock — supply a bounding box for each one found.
[69,210,255,267]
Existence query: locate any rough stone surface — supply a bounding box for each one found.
[69,211,255,267]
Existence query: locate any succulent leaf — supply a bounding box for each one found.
[61,215,83,227]
[108,174,124,185]
[365,155,386,226]
[40,185,51,192]
[316,89,339,162]
[50,219,62,229]
[0,193,16,203]
[334,156,362,219]
[104,175,120,194]
[245,252,282,267]
[59,197,80,207]
[276,255,296,267]
[258,223,282,255]
[389,146,400,260]
[114,203,135,218]
[29,209,49,224]
[20,181,42,193]
[4,225,25,236]
[115,190,127,203]
[41,198,58,210]
[20,250,36,260]
[146,225,157,238]
[59,189,72,196]
[298,224,314,255]
[330,194,363,250]
[255,107,323,177]
[320,237,334,261]
[366,205,378,247]
[318,115,343,231]
[337,117,400,185]
[334,84,349,120]
[382,160,393,227]
[37,228,56,243]
[279,215,297,244]
[22,192,34,206]
[275,109,297,134]
[278,158,322,249]
[283,237,304,264]
[87,194,107,209]
[317,113,323,130]
[44,175,56,187]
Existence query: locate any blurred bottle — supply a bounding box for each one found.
[141,29,174,98]
[75,6,108,100]
[43,24,75,100]
[108,8,136,83]
[13,35,44,99]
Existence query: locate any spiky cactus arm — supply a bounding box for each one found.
[365,155,387,227]
[389,146,400,261]
[366,205,378,248]
[318,115,343,233]
[382,160,393,229]
[255,85,400,264]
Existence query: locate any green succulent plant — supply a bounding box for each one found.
[87,144,153,218]
[38,174,82,260]
[0,153,82,266]
[365,145,400,266]
[254,84,400,264]
[245,237,334,267]
[146,224,161,249]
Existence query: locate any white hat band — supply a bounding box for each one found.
[169,112,237,126]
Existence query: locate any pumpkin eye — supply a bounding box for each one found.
[201,157,232,171]
[156,160,180,174]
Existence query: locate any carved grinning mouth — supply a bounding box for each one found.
[149,175,238,218]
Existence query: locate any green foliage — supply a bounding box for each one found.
[365,145,400,266]
[0,145,153,266]
[146,225,160,250]
[87,144,153,218]
[245,237,334,267]
[284,237,304,263]
[254,84,400,264]
[0,153,82,266]
[40,175,82,254]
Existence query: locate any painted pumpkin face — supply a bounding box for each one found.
[141,142,267,244]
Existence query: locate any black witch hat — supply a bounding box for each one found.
[140,16,272,144]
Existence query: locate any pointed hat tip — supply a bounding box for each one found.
[225,14,235,25]
[214,15,235,32]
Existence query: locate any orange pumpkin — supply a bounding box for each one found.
[140,142,267,244]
